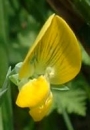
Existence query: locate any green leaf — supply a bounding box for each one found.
[81,45,90,65]
[0,89,7,97]
[0,67,11,105]
[0,0,8,44]
[0,67,14,130]
[52,85,69,91]
[0,45,8,88]
[52,87,87,116]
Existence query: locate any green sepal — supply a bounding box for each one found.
[9,74,19,86]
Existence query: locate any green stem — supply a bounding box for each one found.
[29,120,34,130]
[0,107,3,130]
[1,85,14,130]
[0,0,14,129]
[0,0,10,55]
[58,96,74,130]
[62,109,74,130]
[23,120,34,130]
[0,0,8,44]
[0,68,14,130]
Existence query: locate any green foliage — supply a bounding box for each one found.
[0,68,14,130]
[73,0,90,47]
[18,0,52,23]
[73,0,90,24]
[81,45,90,65]
[52,87,86,116]
[0,45,8,88]
[0,67,11,105]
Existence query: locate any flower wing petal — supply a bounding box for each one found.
[16,76,50,107]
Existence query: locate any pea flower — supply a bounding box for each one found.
[16,14,81,121]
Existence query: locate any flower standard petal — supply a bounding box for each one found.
[16,76,50,108]
[19,14,81,85]
[48,15,81,84]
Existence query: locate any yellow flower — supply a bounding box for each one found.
[16,14,81,121]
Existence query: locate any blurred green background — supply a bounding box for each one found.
[0,0,90,130]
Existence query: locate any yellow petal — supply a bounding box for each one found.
[29,92,53,121]
[19,14,81,84]
[19,14,55,79]
[16,76,50,107]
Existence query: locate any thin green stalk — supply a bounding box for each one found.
[1,85,14,130]
[0,0,10,54]
[0,84,14,130]
[0,0,14,129]
[29,120,34,130]
[0,107,3,130]
[0,0,8,44]
[59,97,74,130]
[62,109,74,130]
[23,120,34,130]
[1,67,14,130]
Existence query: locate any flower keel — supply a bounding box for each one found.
[29,92,53,121]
